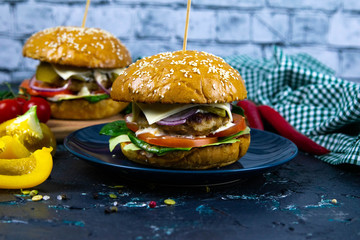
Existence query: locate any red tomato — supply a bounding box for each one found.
[0,99,22,123]
[210,113,247,137]
[125,114,139,132]
[20,79,73,98]
[137,132,218,148]
[22,97,51,123]
[15,97,27,107]
[237,100,264,130]
[126,121,139,132]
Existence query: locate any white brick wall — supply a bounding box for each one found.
[0,0,360,83]
[0,38,22,70]
[216,11,250,43]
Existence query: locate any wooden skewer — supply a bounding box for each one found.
[182,0,192,52]
[81,0,91,28]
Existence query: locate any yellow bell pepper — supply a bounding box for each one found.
[0,147,53,189]
[24,123,56,154]
[0,135,31,159]
[0,106,56,154]
[0,106,56,189]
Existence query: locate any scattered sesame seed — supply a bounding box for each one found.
[21,190,31,195]
[104,206,118,214]
[43,195,50,201]
[109,193,117,199]
[29,190,38,197]
[57,194,68,200]
[192,67,200,74]
[164,199,176,205]
[32,195,43,201]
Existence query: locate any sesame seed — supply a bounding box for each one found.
[192,68,200,74]
[188,61,198,66]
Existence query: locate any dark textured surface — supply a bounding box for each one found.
[0,146,359,240]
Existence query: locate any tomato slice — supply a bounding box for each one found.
[125,114,139,132]
[137,132,218,148]
[19,79,73,98]
[210,113,247,137]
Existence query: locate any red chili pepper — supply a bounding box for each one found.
[237,100,264,130]
[257,105,330,155]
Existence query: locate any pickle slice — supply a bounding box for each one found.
[111,72,119,81]
[35,62,59,83]
[200,106,227,117]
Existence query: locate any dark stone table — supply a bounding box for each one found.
[0,145,359,240]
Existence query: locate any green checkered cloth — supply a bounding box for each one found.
[224,47,360,166]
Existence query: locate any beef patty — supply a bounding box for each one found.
[136,112,230,136]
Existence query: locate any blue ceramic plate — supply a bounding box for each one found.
[64,124,298,186]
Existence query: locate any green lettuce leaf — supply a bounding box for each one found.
[231,104,245,116]
[100,120,130,137]
[109,134,131,152]
[84,94,109,103]
[127,132,191,156]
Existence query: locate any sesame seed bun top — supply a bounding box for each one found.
[111,50,247,104]
[22,26,132,68]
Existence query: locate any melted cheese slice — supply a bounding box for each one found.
[52,65,92,81]
[136,102,232,125]
[52,65,125,81]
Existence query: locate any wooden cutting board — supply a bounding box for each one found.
[47,115,124,141]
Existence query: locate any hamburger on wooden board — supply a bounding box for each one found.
[21,26,132,120]
[100,50,250,169]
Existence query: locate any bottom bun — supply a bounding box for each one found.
[49,98,128,120]
[121,134,250,169]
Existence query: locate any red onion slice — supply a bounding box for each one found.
[157,119,187,126]
[156,108,197,126]
[29,75,71,92]
[94,71,111,94]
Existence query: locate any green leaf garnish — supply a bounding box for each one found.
[84,94,109,103]
[100,120,131,137]
[231,104,245,116]
[127,132,191,156]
